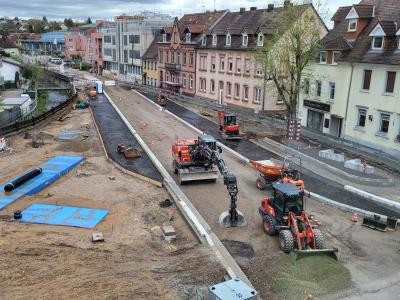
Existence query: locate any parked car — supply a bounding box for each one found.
[50,57,62,64]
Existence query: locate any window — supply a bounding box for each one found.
[255,62,263,76]
[199,78,206,91]
[372,36,384,49]
[228,58,233,72]
[162,33,167,43]
[348,19,357,32]
[159,50,163,63]
[245,59,251,74]
[200,55,207,70]
[236,58,241,73]
[329,82,335,100]
[165,51,168,63]
[227,82,232,96]
[362,70,372,90]
[124,35,127,46]
[333,51,340,64]
[212,34,217,46]
[320,51,327,64]
[385,71,396,94]
[112,36,115,45]
[173,32,177,43]
[189,52,194,65]
[185,32,191,43]
[316,80,322,96]
[104,48,112,56]
[183,74,186,88]
[226,34,231,46]
[242,33,248,46]
[124,50,128,63]
[219,56,225,71]
[177,51,180,64]
[129,35,140,43]
[379,113,390,133]
[211,56,216,71]
[104,36,111,43]
[235,84,240,98]
[129,50,140,59]
[171,49,175,63]
[257,33,264,47]
[255,88,262,102]
[189,75,193,89]
[183,51,186,65]
[202,36,206,46]
[243,85,249,100]
[304,79,310,94]
[210,79,215,93]
[357,108,367,127]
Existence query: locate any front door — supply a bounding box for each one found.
[329,116,342,138]
[307,110,323,132]
[218,81,224,105]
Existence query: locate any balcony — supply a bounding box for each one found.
[165,63,181,71]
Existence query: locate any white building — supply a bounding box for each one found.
[0,57,22,82]
[299,0,400,159]
[2,94,35,116]
[101,13,172,83]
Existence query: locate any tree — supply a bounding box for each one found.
[256,2,326,119]
[14,71,20,88]
[86,17,92,24]
[64,18,74,28]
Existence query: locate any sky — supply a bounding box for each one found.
[0,0,356,25]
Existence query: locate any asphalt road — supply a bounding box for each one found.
[139,89,400,219]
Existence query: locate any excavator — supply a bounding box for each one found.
[172,134,244,226]
[259,182,338,259]
[218,111,244,140]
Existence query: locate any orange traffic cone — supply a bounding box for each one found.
[351,213,359,222]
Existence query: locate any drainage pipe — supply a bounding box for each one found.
[4,167,42,192]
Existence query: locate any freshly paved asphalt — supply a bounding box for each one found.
[139,90,400,219]
[90,94,163,183]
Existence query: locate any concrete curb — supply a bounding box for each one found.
[344,185,400,212]
[263,137,394,186]
[105,90,254,288]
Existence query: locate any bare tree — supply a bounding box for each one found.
[256,1,327,119]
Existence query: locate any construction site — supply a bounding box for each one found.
[0,79,399,299]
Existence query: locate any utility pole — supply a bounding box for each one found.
[214,0,216,11]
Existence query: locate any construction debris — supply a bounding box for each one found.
[161,225,176,242]
[91,232,105,243]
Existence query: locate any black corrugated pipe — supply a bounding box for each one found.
[4,167,42,192]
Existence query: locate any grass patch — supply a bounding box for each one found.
[269,255,351,299]
[37,91,48,114]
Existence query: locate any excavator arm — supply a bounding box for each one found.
[190,142,239,224]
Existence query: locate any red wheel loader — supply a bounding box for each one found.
[259,182,338,259]
[218,111,244,140]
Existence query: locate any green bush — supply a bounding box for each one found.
[4,80,16,89]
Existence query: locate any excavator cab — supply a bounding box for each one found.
[224,114,237,126]
[198,135,217,151]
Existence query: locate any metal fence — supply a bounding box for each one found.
[0,94,77,136]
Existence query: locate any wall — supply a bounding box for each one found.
[143,59,158,86]
[1,61,21,82]
[345,63,400,158]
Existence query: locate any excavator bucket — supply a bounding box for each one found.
[294,248,338,260]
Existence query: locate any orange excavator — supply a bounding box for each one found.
[218,111,244,140]
[172,134,244,226]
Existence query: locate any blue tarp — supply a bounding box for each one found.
[15,203,108,229]
[0,155,85,210]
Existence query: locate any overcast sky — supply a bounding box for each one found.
[0,0,356,25]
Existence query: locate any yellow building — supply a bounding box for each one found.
[299,1,400,159]
[142,38,159,87]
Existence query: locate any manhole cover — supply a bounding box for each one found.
[221,240,254,259]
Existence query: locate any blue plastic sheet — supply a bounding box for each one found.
[15,203,109,228]
[0,155,85,210]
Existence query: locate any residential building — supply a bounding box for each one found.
[196,4,327,113]
[20,31,66,55]
[299,0,400,159]
[65,24,96,62]
[142,36,159,87]
[158,11,227,95]
[102,13,172,83]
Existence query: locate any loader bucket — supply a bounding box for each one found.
[362,215,387,232]
[294,248,339,261]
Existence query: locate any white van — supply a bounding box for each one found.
[50,57,62,64]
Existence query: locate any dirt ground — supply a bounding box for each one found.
[107,86,400,300]
[0,102,226,299]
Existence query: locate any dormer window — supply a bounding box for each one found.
[226,33,231,46]
[257,33,264,47]
[162,33,167,43]
[372,36,384,49]
[348,19,357,32]
[319,51,327,64]
[242,33,248,46]
[202,36,206,46]
[185,32,191,43]
[212,34,217,46]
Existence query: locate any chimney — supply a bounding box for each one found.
[267,4,274,12]
[239,7,245,14]
[250,7,257,11]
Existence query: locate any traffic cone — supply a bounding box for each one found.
[351,213,359,222]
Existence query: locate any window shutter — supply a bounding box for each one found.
[386,72,396,93]
[363,70,372,90]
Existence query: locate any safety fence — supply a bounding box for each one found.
[0,93,77,136]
